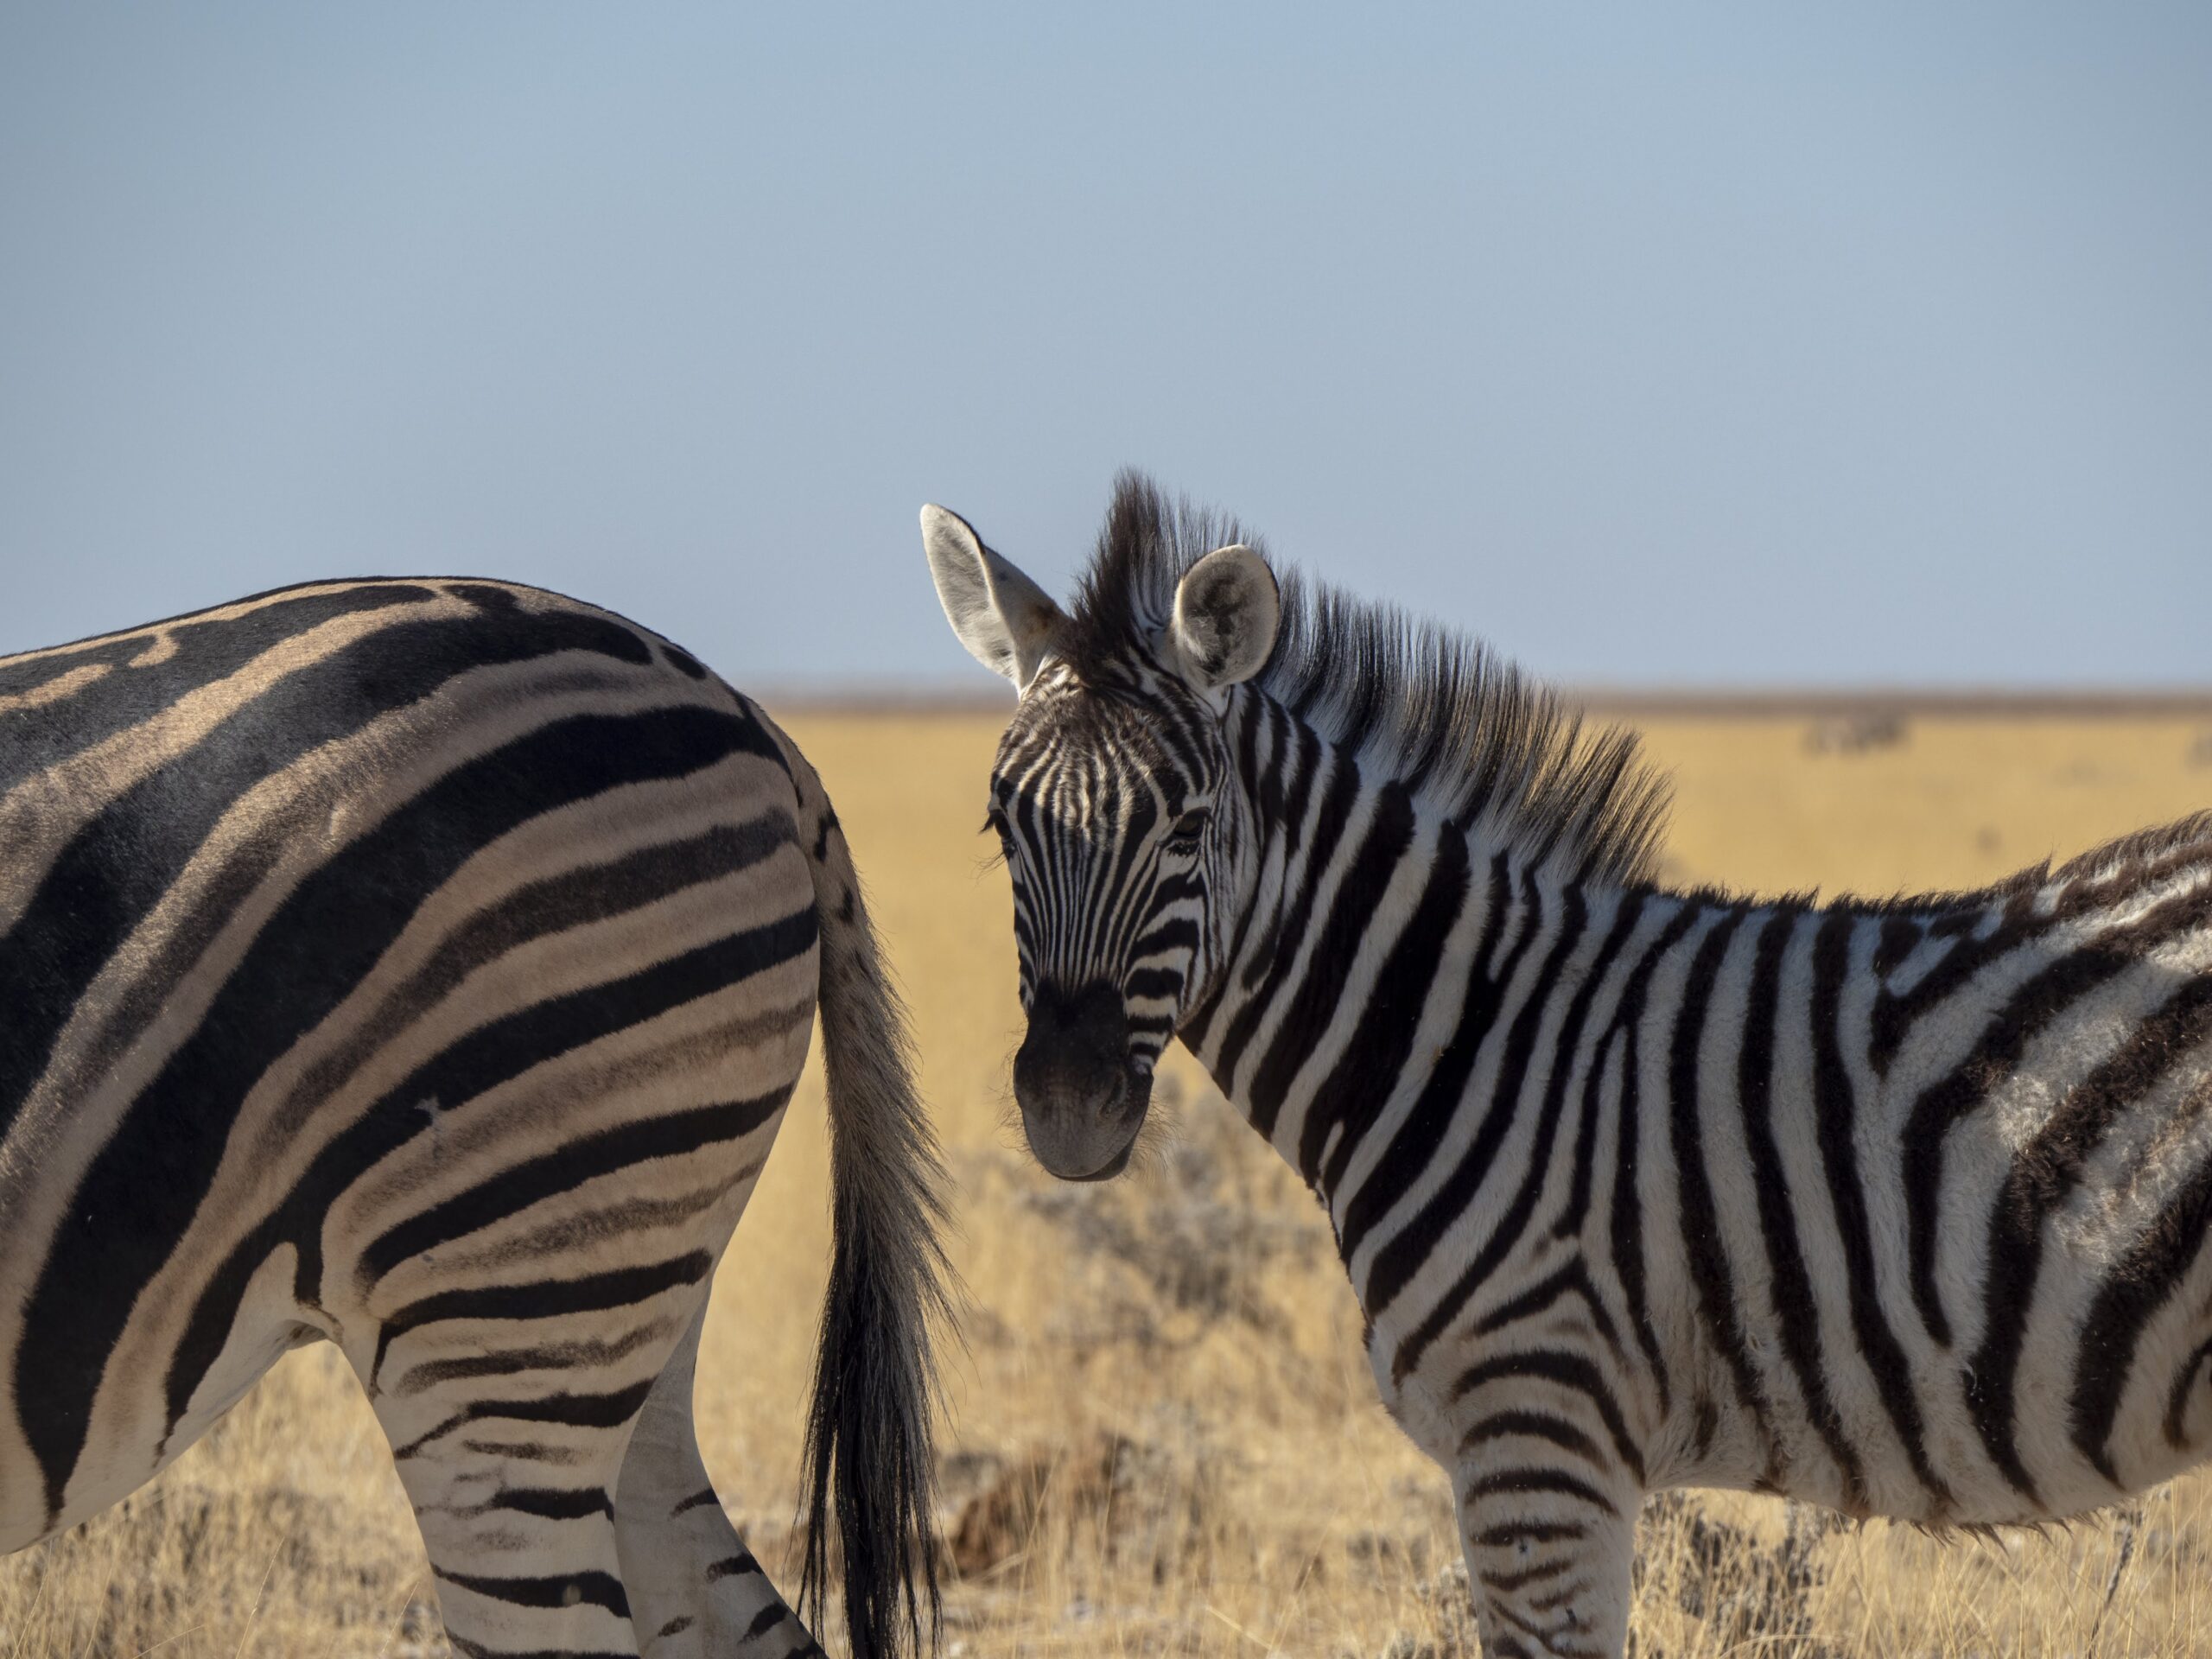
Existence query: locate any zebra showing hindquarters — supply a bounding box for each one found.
[0,579,949,1659]
[922,474,2212,1659]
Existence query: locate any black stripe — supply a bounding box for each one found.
[1737,908,1866,1508]
[0,582,439,794]
[709,1550,765,1584]
[360,1090,790,1289]
[1471,1521,1585,1548]
[1464,1465,1618,1516]
[1605,904,1705,1414]
[2072,1137,2212,1484]
[1482,1558,1575,1595]
[1452,1348,1644,1484]
[1668,909,1777,1478]
[373,1252,715,1382]
[394,1379,657,1459]
[1211,742,1360,1092]
[1472,1258,1621,1356]
[1309,829,1472,1191]
[1247,783,1416,1141]
[1554,895,1650,1242]
[391,1321,673,1394]
[1808,912,1950,1509]
[2165,1337,2212,1450]
[1872,915,1921,979]
[438,1567,629,1618]
[1338,854,1514,1274]
[486,1486,617,1522]
[460,1439,584,1465]
[1491,1603,1567,1653]
[1123,967,1183,1001]
[741,1603,787,1638]
[1128,918,1199,962]
[1459,1409,1606,1469]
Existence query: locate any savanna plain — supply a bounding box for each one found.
[7,704,2212,1659]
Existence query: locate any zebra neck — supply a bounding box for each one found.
[1182,712,1661,1219]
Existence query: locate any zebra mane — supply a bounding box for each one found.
[1062,473,1673,884]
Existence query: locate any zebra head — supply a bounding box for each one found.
[921,494,1279,1179]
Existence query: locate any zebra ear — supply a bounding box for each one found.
[920,505,1067,691]
[1167,544,1279,692]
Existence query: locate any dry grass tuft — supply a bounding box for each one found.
[5,707,2211,1656]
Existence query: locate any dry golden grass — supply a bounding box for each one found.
[5,707,2210,1658]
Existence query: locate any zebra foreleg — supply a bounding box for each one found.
[614,1309,823,1657]
[1454,1456,1638,1659]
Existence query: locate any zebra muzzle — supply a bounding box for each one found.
[1013,979,1151,1181]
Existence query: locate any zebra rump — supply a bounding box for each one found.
[0,577,948,1659]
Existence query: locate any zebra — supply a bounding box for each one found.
[0,578,950,1659]
[921,473,2212,1659]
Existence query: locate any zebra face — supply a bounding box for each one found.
[988,671,1235,1178]
[922,495,1281,1181]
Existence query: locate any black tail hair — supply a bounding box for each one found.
[785,740,954,1658]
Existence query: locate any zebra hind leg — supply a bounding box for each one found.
[362,1300,760,1657]
[364,1305,818,1659]
[368,1351,654,1658]
[613,1308,823,1657]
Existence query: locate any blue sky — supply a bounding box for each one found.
[3,4,2207,690]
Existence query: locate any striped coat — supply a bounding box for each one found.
[0,578,948,1659]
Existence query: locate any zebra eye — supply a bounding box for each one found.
[1165,808,1209,851]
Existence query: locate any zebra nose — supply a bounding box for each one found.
[1014,981,1146,1180]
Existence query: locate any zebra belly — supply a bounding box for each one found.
[1633,1230,2212,1528]
[1729,1308,2212,1529]
[1664,1100,2212,1528]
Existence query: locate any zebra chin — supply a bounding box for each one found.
[1015,1076,1150,1181]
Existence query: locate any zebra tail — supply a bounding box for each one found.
[779,726,954,1659]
